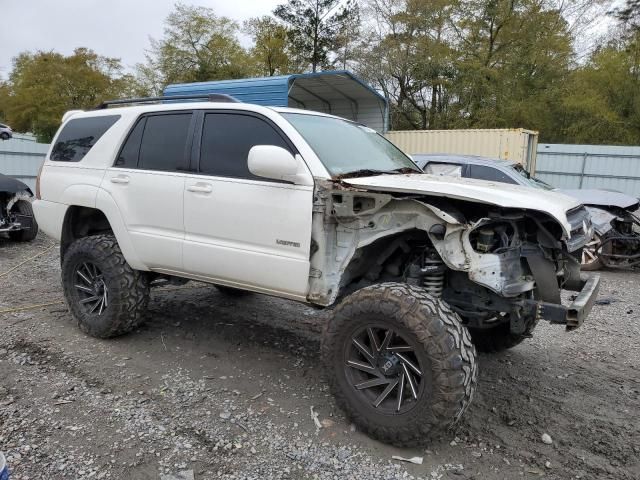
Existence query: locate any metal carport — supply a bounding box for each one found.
[164,71,389,132]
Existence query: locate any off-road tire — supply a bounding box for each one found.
[321,282,478,446]
[7,200,38,242]
[468,321,532,353]
[215,285,251,297]
[62,234,149,338]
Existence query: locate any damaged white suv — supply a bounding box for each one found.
[34,96,599,446]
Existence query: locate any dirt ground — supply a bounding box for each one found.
[1,233,639,480]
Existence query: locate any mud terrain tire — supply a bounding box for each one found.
[8,200,38,242]
[62,234,149,338]
[322,282,477,446]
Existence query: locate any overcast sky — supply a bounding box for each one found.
[0,0,283,79]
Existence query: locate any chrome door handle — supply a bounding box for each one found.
[187,183,213,193]
[110,175,130,184]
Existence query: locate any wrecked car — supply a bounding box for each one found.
[416,154,640,270]
[0,173,38,241]
[34,97,599,446]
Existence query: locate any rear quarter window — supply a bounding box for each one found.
[50,115,120,162]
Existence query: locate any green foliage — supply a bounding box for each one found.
[244,16,297,76]
[274,0,359,72]
[561,33,640,144]
[141,3,251,88]
[0,48,135,142]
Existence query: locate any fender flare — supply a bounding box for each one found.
[95,188,147,270]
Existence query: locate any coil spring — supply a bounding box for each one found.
[422,258,445,298]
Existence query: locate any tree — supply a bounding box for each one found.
[333,0,362,69]
[560,32,640,144]
[1,48,133,142]
[141,3,251,88]
[357,0,461,130]
[244,16,295,76]
[274,0,359,72]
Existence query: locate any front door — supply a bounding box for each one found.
[182,111,313,298]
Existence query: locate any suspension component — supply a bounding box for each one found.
[406,251,446,297]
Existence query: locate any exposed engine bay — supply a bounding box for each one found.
[308,181,596,334]
[586,205,640,268]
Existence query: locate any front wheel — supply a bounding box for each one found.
[581,234,609,271]
[62,234,149,338]
[322,283,477,446]
[7,200,38,242]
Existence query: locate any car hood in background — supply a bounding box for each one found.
[0,173,32,195]
[556,189,639,210]
[342,173,582,235]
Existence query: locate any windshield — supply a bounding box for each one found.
[282,113,421,177]
[512,164,554,190]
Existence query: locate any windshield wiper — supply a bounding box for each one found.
[337,167,419,179]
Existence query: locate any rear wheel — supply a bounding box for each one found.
[7,200,38,242]
[62,234,149,338]
[322,283,477,446]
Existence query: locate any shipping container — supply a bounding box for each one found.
[385,128,539,172]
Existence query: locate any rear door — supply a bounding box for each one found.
[182,110,313,297]
[100,111,194,270]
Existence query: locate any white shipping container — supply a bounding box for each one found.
[385,128,539,172]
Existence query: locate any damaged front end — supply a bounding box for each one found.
[307,180,599,334]
[0,191,34,234]
[587,206,640,269]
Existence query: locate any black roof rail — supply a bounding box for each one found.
[95,93,241,109]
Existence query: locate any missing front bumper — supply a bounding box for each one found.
[524,274,601,331]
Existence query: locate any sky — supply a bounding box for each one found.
[0,0,283,79]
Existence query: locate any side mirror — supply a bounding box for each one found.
[248,145,312,185]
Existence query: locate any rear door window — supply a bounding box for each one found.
[138,113,192,172]
[115,118,146,168]
[199,113,291,179]
[51,115,120,162]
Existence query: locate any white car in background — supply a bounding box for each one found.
[0,123,13,140]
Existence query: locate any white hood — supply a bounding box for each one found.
[343,173,582,235]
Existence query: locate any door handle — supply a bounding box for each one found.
[110,175,130,184]
[187,183,213,193]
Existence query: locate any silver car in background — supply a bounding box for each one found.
[415,154,640,270]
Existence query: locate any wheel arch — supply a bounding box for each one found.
[61,197,145,270]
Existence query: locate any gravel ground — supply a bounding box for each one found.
[1,234,639,480]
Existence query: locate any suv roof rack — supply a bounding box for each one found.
[95,93,241,109]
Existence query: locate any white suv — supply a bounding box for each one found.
[35,96,599,446]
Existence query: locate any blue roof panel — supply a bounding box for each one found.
[164,75,291,107]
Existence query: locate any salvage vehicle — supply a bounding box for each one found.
[0,174,38,241]
[416,154,640,270]
[34,96,600,445]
